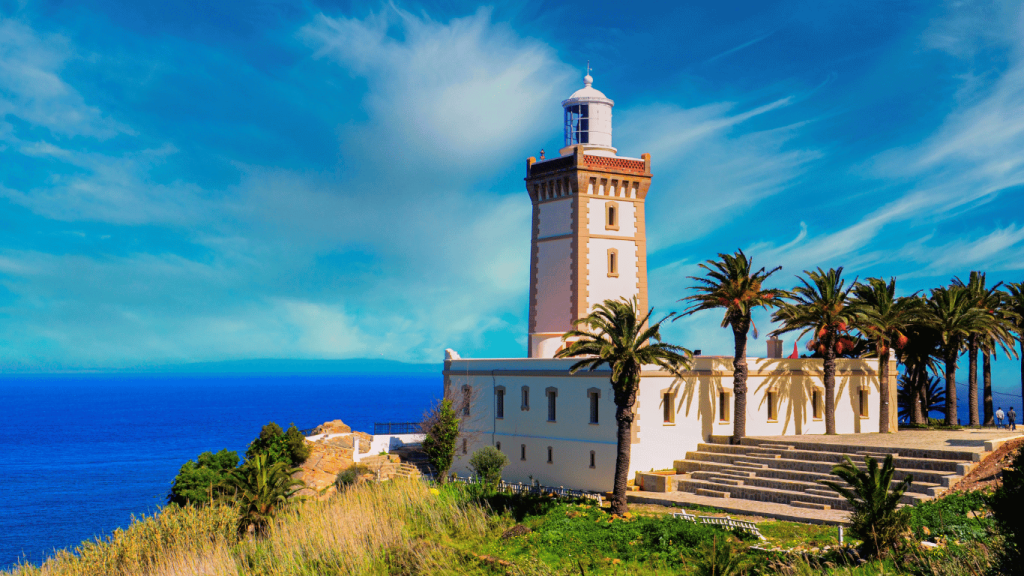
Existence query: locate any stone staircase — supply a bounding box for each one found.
[673,438,978,511]
[358,455,423,481]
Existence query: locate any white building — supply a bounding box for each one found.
[444,73,893,492]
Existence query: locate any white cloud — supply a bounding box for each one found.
[0,18,130,139]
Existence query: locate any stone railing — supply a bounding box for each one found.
[672,512,766,540]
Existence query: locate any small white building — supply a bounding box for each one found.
[444,73,894,492]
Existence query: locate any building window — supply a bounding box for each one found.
[496,441,501,451]
[859,388,870,418]
[605,201,619,230]
[495,387,505,419]
[521,386,530,411]
[719,391,731,422]
[812,390,822,420]
[588,388,601,424]
[546,387,558,422]
[547,447,553,464]
[462,386,471,416]
[589,450,596,469]
[767,390,777,421]
[607,248,619,277]
[663,392,675,424]
[462,438,467,454]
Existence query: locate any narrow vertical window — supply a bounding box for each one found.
[495,388,505,419]
[521,444,526,461]
[546,388,558,422]
[607,248,619,277]
[663,392,675,424]
[496,442,501,451]
[462,386,471,416]
[589,451,596,468]
[547,447,553,463]
[462,438,467,454]
[860,389,869,417]
[605,201,619,230]
[767,391,777,421]
[521,386,530,411]
[812,390,822,419]
[719,391,730,422]
[590,392,600,424]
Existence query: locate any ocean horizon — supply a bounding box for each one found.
[0,371,441,570]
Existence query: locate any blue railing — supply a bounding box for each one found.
[374,422,421,435]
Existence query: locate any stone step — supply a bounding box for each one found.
[741,438,978,463]
[791,501,831,510]
[678,479,849,510]
[695,488,731,498]
[677,457,957,488]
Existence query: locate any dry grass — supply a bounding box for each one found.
[4,480,492,576]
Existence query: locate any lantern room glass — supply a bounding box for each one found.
[563,104,590,146]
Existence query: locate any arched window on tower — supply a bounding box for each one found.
[607,248,619,277]
[605,201,619,231]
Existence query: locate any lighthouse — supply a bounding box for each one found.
[525,72,653,358]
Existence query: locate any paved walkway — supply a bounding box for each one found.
[628,491,850,525]
[748,430,1023,457]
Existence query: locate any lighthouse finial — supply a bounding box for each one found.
[584,61,593,87]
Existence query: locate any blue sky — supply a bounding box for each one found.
[0,0,1022,392]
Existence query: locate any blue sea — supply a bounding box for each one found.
[0,372,440,570]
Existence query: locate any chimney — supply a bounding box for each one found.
[767,336,783,359]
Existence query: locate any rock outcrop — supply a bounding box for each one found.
[294,420,419,498]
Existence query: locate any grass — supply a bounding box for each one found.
[2,480,1007,576]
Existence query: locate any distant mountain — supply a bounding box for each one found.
[124,358,442,375]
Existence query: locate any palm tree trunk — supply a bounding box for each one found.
[878,347,891,433]
[1020,341,1024,418]
[732,322,749,443]
[911,365,925,424]
[611,402,633,516]
[824,339,837,435]
[984,352,993,426]
[945,352,958,426]
[968,337,979,426]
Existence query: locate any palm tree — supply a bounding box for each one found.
[820,454,913,559]
[222,453,303,536]
[771,268,858,434]
[953,272,1006,426]
[923,285,997,426]
[1004,283,1024,413]
[679,249,783,443]
[851,277,922,433]
[894,318,943,424]
[897,373,945,423]
[557,298,692,515]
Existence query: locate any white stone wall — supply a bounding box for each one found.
[533,239,572,334]
[586,197,635,237]
[586,237,638,311]
[445,357,882,492]
[538,198,572,238]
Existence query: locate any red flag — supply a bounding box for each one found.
[788,341,799,359]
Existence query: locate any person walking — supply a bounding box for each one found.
[1010,407,1017,431]
[996,407,1005,429]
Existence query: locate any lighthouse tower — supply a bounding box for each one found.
[526,73,653,358]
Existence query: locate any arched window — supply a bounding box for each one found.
[520,444,526,461]
[589,450,596,469]
[607,248,619,277]
[547,446,554,464]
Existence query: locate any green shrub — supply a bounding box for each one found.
[820,454,912,558]
[335,464,371,489]
[245,422,310,467]
[468,446,508,487]
[167,449,239,506]
[909,490,993,542]
[993,447,1024,571]
[421,399,460,481]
